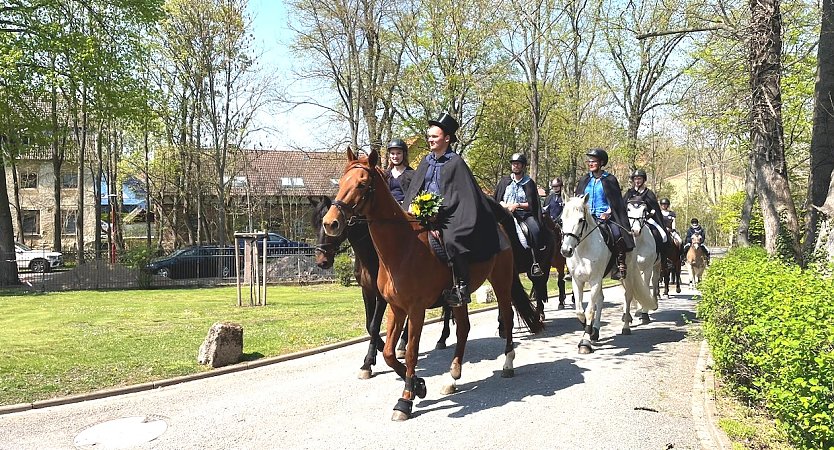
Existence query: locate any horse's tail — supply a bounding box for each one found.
[511,272,544,333]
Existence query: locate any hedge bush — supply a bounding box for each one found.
[697,246,834,449]
[334,253,354,287]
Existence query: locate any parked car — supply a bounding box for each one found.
[14,243,64,273]
[145,245,237,279]
[237,232,312,256]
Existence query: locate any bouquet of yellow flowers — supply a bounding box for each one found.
[409,191,443,226]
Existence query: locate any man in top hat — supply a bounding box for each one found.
[402,113,500,307]
[385,138,414,204]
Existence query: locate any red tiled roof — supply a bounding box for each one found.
[233,149,348,197]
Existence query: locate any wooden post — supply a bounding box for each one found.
[262,236,268,306]
[234,236,241,307]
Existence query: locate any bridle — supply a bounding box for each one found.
[627,201,649,233]
[332,164,376,226]
[561,207,601,246]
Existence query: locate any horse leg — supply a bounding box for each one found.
[573,278,586,324]
[557,268,566,309]
[534,275,548,322]
[621,276,633,336]
[390,306,424,422]
[359,287,386,379]
[435,306,451,349]
[396,321,408,359]
[441,304,471,395]
[578,281,600,354]
[492,268,517,378]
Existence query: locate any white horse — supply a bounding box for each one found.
[560,195,658,354]
[626,200,662,324]
[686,233,707,287]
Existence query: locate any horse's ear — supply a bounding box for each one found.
[322,196,332,207]
[582,193,589,205]
[308,196,319,207]
[347,147,356,161]
[368,148,379,167]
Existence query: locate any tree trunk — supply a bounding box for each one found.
[804,0,834,258]
[51,80,63,252]
[0,153,21,285]
[10,161,23,243]
[749,0,800,260]
[737,158,756,246]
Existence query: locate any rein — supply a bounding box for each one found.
[562,213,603,246]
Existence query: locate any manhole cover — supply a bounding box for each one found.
[74,415,167,449]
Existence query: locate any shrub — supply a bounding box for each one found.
[334,253,354,287]
[698,247,834,449]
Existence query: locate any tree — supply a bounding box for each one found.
[289,0,408,153]
[749,0,801,259]
[805,0,834,257]
[602,0,697,169]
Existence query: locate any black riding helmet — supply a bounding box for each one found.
[691,218,699,224]
[510,152,528,165]
[659,198,670,205]
[387,139,407,151]
[631,169,647,180]
[586,148,608,166]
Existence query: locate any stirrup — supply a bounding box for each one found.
[530,263,544,277]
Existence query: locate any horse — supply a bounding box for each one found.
[686,233,707,287]
[542,214,569,309]
[490,202,555,320]
[322,148,543,421]
[626,199,661,325]
[660,231,683,297]
[310,196,453,379]
[559,195,657,354]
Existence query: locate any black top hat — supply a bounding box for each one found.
[428,113,459,144]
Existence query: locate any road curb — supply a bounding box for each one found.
[692,339,732,449]
[0,304,500,416]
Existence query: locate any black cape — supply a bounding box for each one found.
[575,172,634,249]
[623,186,664,231]
[402,153,500,262]
[493,175,543,222]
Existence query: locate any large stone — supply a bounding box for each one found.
[474,283,496,303]
[197,322,243,368]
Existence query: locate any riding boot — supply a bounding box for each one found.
[612,238,627,280]
[449,256,471,307]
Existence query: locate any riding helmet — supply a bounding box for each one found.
[586,148,608,166]
[631,169,647,180]
[691,218,699,224]
[510,153,528,165]
[387,139,407,151]
[659,198,670,205]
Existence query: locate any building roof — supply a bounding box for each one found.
[233,149,347,197]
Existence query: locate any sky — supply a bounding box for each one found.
[246,0,343,152]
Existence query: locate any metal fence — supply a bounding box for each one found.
[2,249,335,292]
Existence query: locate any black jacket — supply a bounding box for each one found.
[575,172,634,249]
[385,166,414,203]
[402,153,500,262]
[543,191,565,220]
[493,175,542,223]
[623,186,664,231]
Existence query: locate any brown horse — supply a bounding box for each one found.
[541,213,569,308]
[322,148,543,421]
[686,233,707,287]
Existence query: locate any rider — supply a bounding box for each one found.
[623,169,667,245]
[543,177,565,222]
[494,152,545,276]
[384,138,414,204]
[401,112,500,307]
[659,198,681,243]
[575,148,634,279]
[683,218,711,264]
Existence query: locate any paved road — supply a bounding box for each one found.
[1,279,713,450]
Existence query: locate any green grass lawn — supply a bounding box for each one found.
[0,272,600,407]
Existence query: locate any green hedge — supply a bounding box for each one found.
[697,246,834,449]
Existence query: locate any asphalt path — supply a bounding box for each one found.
[1,276,714,450]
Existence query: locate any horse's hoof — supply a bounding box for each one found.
[558,302,565,310]
[440,384,456,395]
[392,410,410,421]
[578,339,594,354]
[413,378,427,399]
[501,368,515,378]
[640,314,651,325]
[676,287,681,293]
[590,327,600,341]
[450,363,462,380]
[435,341,446,350]
[396,349,406,359]
[622,328,632,335]
[358,369,372,379]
